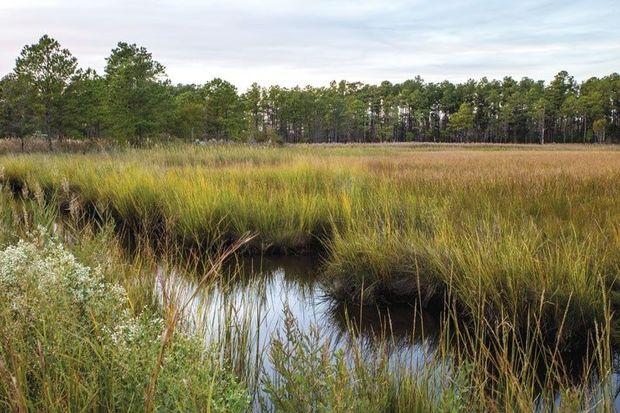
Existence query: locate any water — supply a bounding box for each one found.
[154,255,620,410]
[155,255,442,377]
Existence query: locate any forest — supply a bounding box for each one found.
[1,35,619,146]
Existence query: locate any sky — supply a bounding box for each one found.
[0,0,619,91]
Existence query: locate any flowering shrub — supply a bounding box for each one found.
[0,231,126,335]
[0,229,249,412]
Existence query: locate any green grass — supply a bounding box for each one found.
[0,194,251,412]
[1,143,620,410]
[0,190,465,412]
[2,144,619,339]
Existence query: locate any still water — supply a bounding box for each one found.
[154,255,620,410]
[155,256,441,371]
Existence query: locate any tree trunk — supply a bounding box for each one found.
[540,109,545,145]
[583,114,587,143]
[45,109,53,150]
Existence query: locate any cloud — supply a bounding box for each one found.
[1,0,618,90]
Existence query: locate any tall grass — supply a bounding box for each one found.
[1,143,620,410]
[0,191,251,412]
[0,188,468,411]
[3,145,619,334]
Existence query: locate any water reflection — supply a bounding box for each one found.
[155,255,441,377]
[154,255,620,411]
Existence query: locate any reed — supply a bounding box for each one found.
[3,145,618,337]
[1,143,619,410]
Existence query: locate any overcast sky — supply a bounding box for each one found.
[1,0,618,90]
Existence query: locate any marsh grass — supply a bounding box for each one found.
[0,193,617,411]
[260,308,466,412]
[1,143,620,411]
[0,189,252,412]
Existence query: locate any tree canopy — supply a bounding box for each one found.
[1,35,619,145]
[10,35,79,147]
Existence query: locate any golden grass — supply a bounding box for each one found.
[1,144,619,346]
[2,143,620,410]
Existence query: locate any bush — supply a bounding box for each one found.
[0,229,249,412]
[253,127,284,145]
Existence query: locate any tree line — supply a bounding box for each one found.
[1,35,619,146]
